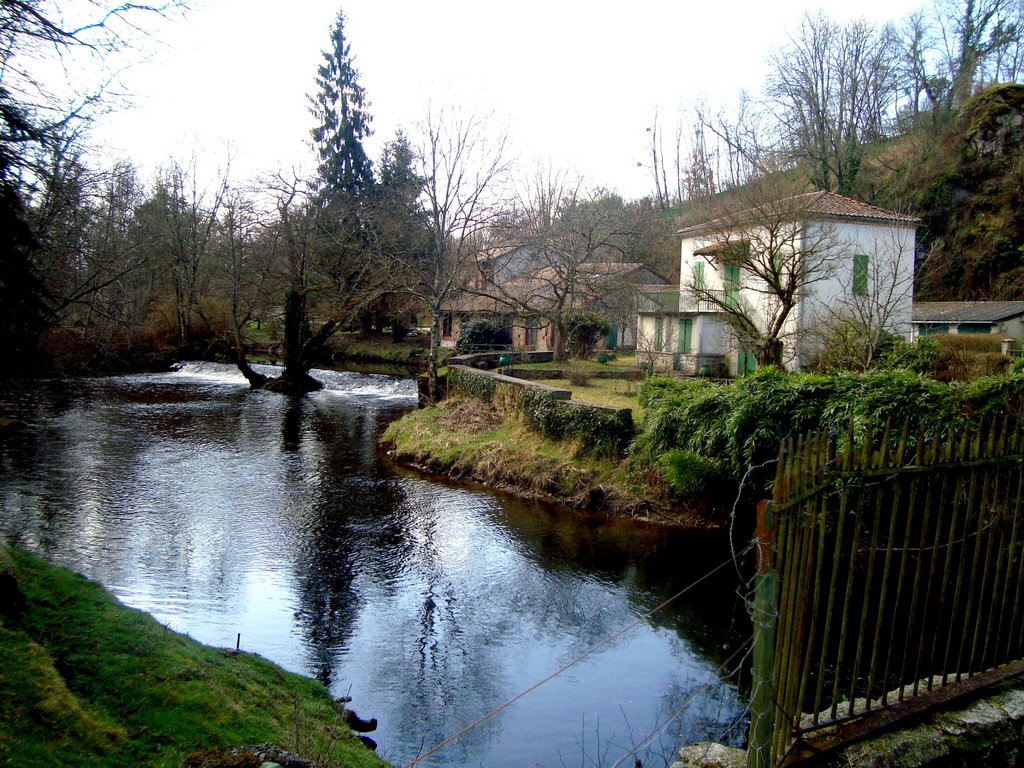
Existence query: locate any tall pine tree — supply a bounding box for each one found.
[235,9,378,393]
[309,9,374,203]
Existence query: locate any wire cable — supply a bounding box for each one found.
[401,544,754,768]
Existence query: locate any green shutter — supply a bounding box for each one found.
[679,318,692,354]
[655,316,664,351]
[853,254,869,296]
[724,265,740,308]
[693,261,705,291]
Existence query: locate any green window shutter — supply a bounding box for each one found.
[853,254,869,296]
[655,316,664,351]
[724,265,740,308]
[693,261,705,291]
[679,318,692,354]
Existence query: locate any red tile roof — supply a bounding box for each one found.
[677,191,919,236]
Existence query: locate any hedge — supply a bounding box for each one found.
[635,367,1024,485]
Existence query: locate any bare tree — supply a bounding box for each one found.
[645,110,674,211]
[696,93,772,191]
[938,0,1021,106]
[145,157,230,349]
[231,170,386,391]
[478,188,642,362]
[767,13,902,194]
[1,0,185,174]
[400,106,509,402]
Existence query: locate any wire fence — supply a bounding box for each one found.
[749,417,1024,766]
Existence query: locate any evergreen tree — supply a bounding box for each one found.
[309,9,374,203]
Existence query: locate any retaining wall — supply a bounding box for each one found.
[446,365,633,458]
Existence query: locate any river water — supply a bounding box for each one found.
[0,362,748,767]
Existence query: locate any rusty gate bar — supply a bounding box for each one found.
[747,418,1024,767]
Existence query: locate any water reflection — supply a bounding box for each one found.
[0,364,748,767]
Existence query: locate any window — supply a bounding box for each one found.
[693,261,705,291]
[679,318,693,354]
[442,313,453,338]
[853,254,869,296]
[724,265,740,309]
[526,323,537,347]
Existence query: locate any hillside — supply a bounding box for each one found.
[862,84,1024,300]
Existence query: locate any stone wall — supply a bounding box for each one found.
[674,680,1024,768]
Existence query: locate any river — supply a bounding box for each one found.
[0,362,748,768]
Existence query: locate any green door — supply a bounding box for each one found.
[679,318,693,354]
[605,324,618,349]
[737,347,757,375]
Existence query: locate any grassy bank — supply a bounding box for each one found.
[0,543,387,768]
[382,398,721,526]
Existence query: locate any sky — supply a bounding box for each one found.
[87,0,926,200]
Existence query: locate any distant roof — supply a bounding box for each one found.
[529,262,670,284]
[636,288,682,314]
[912,301,1024,323]
[677,191,920,237]
[693,240,750,257]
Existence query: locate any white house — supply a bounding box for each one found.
[637,191,920,375]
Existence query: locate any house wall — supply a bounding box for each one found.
[1000,317,1024,339]
[635,312,728,374]
[797,220,916,356]
[677,220,916,373]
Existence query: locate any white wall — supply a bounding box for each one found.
[798,220,916,341]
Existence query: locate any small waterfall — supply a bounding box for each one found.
[168,361,417,400]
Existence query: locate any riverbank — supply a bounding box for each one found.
[382,397,724,527]
[0,542,387,768]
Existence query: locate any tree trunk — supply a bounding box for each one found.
[233,287,324,394]
[757,337,785,368]
[552,319,569,362]
[426,306,442,404]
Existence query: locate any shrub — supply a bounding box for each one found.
[456,317,509,353]
[565,310,610,360]
[875,336,939,374]
[933,332,1005,354]
[634,368,974,487]
[565,363,593,387]
[1012,356,1024,376]
[659,450,725,496]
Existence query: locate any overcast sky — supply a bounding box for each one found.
[89,0,924,199]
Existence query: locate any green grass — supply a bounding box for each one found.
[242,320,281,346]
[0,543,387,768]
[513,353,640,372]
[382,400,716,524]
[542,377,643,413]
